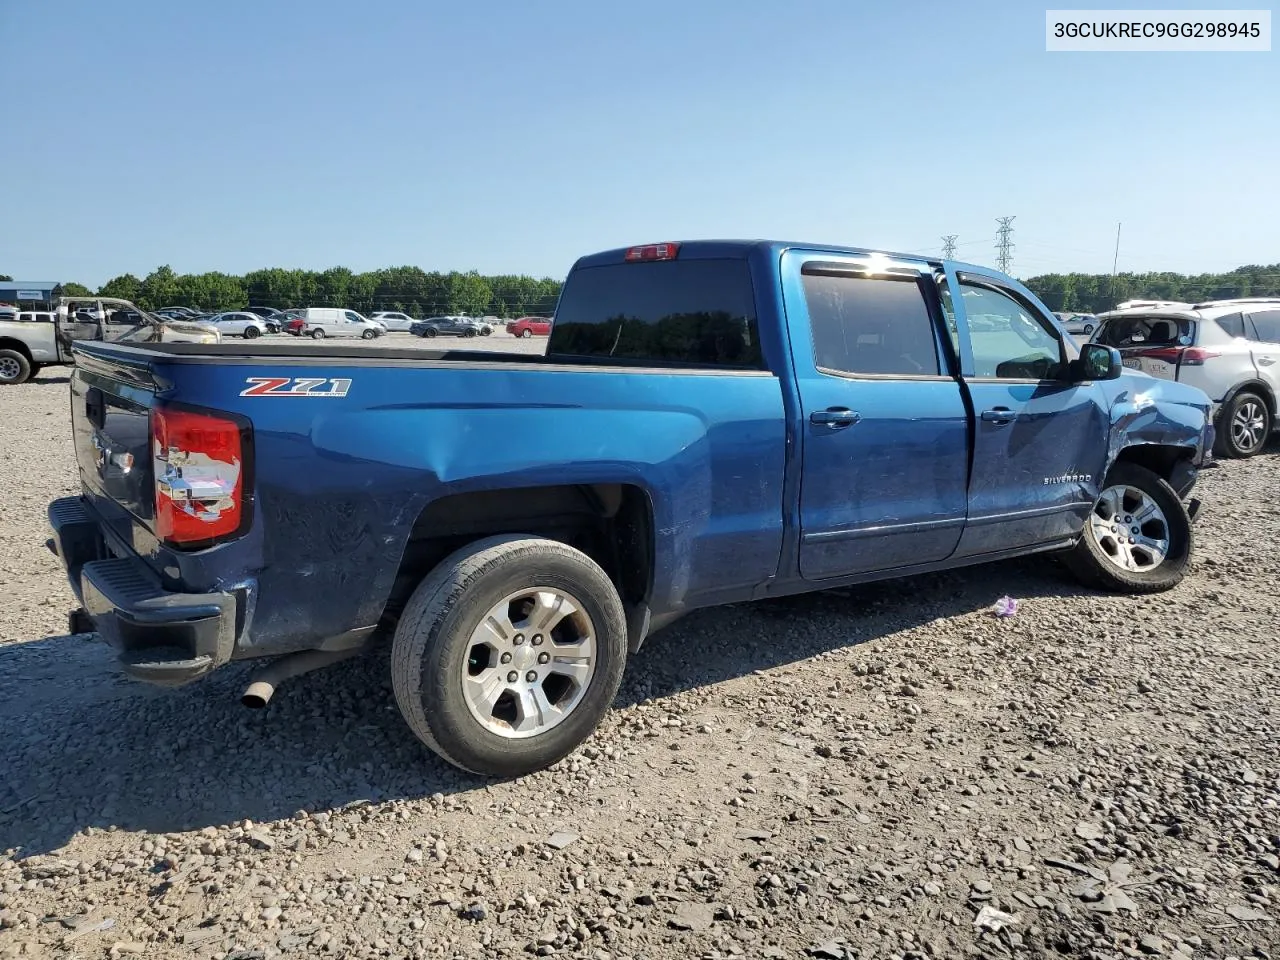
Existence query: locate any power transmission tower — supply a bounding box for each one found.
[941,235,958,259]
[995,216,1016,273]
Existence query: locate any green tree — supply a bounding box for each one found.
[140,265,181,310]
[53,282,93,298]
[99,273,143,302]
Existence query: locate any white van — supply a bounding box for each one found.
[299,308,385,340]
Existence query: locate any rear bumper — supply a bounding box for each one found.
[47,496,236,686]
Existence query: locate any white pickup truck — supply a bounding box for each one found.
[0,297,219,384]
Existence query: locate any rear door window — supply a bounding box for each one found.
[548,258,763,368]
[802,270,942,377]
[1095,315,1193,348]
[1247,310,1280,344]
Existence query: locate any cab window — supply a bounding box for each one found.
[960,283,1065,380]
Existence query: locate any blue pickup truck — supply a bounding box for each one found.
[47,240,1214,776]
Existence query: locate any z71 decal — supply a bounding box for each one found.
[240,377,353,397]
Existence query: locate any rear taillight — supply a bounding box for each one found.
[1133,346,1184,362]
[625,242,680,262]
[1178,347,1220,366]
[151,406,250,547]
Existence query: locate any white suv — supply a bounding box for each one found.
[1091,298,1280,458]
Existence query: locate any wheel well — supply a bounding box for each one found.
[0,338,33,362]
[382,483,654,631]
[1223,380,1277,415]
[1111,444,1192,483]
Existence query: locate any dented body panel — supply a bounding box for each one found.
[47,241,1214,685]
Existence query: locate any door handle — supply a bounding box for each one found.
[810,407,861,428]
[981,407,1016,424]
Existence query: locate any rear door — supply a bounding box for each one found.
[945,270,1107,557]
[1245,309,1280,404]
[781,252,970,580]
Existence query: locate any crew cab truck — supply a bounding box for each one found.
[0,297,218,384]
[47,240,1214,777]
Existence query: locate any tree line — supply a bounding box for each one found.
[49,265,563,319]
[1022,263,1280,314]
[9,261,1280,319]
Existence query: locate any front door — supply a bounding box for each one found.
[946,272,1109,557]
[783,252,971,581]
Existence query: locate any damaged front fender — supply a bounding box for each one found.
[1102,373,1215,492]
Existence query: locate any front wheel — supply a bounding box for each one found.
[1218,391,1271,458]
[391,535,628,777]
[1063,462,1191,593]
[424,328,438,338]
[310,328,325,339]
[1083,324,1094,335]
[361,329,377,340]
[521,328,532,338]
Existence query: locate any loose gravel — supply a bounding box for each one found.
[1,351,1277,960]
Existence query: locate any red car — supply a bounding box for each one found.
[506,316,552,338]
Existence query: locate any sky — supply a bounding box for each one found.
[1,0,1276,288]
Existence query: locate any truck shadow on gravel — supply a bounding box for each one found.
[0,554,1086,856]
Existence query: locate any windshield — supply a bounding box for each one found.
[1094,315,1194,348]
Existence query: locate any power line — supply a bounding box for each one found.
[941,235,958,259]
[995,217,1016,273]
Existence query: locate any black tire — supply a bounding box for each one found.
[425,328,438,338]
[361,329,377,340]
[1083,324,1094,335]
[1063,462,1191,593]
[465,328,477,338]
[310,328,325,339]
[1216,391,1271,459]
[391,535,628,777]
[0,349,32,385]
[243,326,260,339]
[521,328,532,338]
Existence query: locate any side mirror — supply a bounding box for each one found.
[1076,342,1122,381]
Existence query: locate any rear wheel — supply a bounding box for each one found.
[1063,462,1191,593]
[243,326,261,339]
[310,328,325,340]
[0,349,32,385]
[1083,323,1095,335]
[391,535,628,777]
[1218,391,1270,458]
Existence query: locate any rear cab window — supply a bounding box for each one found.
[548,258,763,368]
[1095,315,1195,348]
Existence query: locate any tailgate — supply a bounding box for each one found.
[70,346,160,537]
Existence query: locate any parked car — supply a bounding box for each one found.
[48,239,1213,780]
[370,311,417,332]
[507,315,552,338]
[205,312,274,339]
[157,306,201,318]
[411,315,480,338]
[1091,297,1280,458]
[243,306,286,323]
[298,307,385,340]
[1054,312,1099,336]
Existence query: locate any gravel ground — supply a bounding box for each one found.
[1,354,1278,960]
